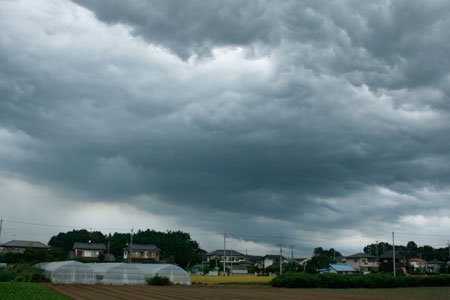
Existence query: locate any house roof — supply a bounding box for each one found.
[123,244,159,251]
[245,255,263,262]
[346,253,376,259]
[427,259,444,264]
[379,251,407,259]
[330,264,357,272]
[207,250,245,257]
[263,254,287,260]
[0,240,49,249]
[409,258,427,263]
[73,242,106,250]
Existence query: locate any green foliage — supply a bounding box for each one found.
[305,256,334,273]
[48,229,205,268]
[271,273,450,288]
[0,247,65,265]
[0,282,68,299]
[145,275,172,286]
[313,247,342,259]
[0,265,49,283]
[48,229,107,255]
[363,241,449,262]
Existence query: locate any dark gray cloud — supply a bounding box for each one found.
[1,0,450,252]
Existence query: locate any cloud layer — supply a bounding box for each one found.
[1,0,450,253]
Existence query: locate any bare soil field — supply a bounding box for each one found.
[44,284,449,300]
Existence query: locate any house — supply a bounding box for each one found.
[427,260,444,273]
[230,265,249,275]
[262,255,288,269]
[328,264,358,274]
[379,251,408,273]
[72,242,106,261]
[123,244,160,262]
[0,240,49,253]
[409,258,427,272]
[206,250,247,266]
[337,253,378,272]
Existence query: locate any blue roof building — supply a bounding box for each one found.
[328,264,358,274]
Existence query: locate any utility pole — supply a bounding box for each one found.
[202,255,204,275]
[392,232,396,277]
[223,233,227,276]
[129,228,134,264]
[279,235,283,275]
[291,246,294,260]
[0,217,3,244]
[375,240,379,271]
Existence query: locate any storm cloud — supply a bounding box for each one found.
[1,0,450,254]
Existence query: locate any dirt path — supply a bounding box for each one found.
[44,284,415,300]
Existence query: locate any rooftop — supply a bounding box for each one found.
[207,250,246,257]
[73,242,106,250]
[123,244,159,251]
[346,253,376,259]
[330,264,357,272]
[0,240,49,249]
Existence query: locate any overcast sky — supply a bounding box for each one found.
[1,0,450,257]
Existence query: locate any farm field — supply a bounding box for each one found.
[44,284,450,300]
[190,274,273,285]
[0,282,68,300]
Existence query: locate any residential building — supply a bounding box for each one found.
[328,264,358,274]
[0,240,49,253]
[123,244,160,262]
[337,253,378,272]
[262,254,288,269]
[379,251,408,273]
[427,259,444,273]
[72,242,106,261]
[206,250,247,265]
[409,258,427,272]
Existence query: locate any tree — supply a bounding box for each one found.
[305,256,333,273]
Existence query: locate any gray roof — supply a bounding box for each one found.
[123,244,159,251]
[379,251,407,259]
[73,242,106,250]
[346,253,376,259]
[207,250,245,257]
[263,254,287,260]
[1,240,49,249]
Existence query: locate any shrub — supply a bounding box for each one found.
[0,265,50,283]
[271,273,450,288]
[146,275,172,286]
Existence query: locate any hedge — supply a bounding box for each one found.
[271,272,450,288]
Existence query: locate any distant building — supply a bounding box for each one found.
[206,250,247,265]
[72,242,106,261]
[0,240,49,253]
[379,251,408,273]
[262,255,288,269]
[409,258,427,272]
[328,264,358,274]
[337,253,378,272]
[123,244,160,262]
[427,260,444,273]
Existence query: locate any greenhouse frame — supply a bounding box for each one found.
[37,261,96,284]
[37,261,191,285]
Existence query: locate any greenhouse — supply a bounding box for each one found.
[37,261,96,284]
[89,263,145,285]
[135,264,191,285]
[37,261,191,285]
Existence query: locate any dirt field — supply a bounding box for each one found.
[44,284,449,300]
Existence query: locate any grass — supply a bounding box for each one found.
[0,282,68,299]
[190,275,274,285]
[321,287,450,300]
